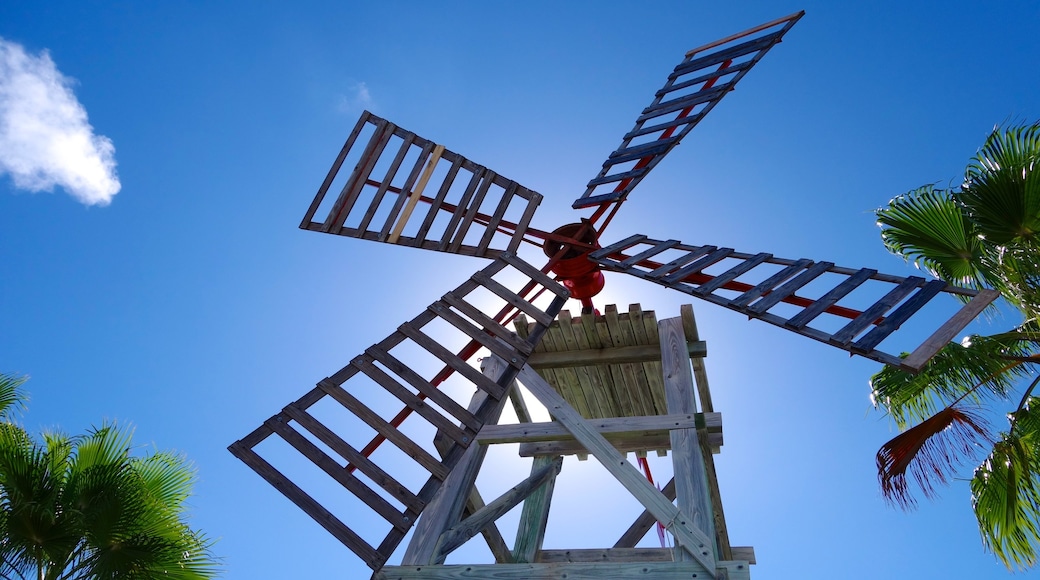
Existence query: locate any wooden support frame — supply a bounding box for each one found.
[515,364,717,572]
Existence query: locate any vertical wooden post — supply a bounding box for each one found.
[401,356,512,565]
[512,454,561,562]
[659,317,717,563]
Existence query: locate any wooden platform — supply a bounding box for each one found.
[514,304,707,421]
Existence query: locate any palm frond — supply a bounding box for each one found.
[870,333,1034,428]
[878,406,991,509]
[876,185,988,288]
[972,414,1040,569]
[962,123,1040,246]
[0,373,28,420]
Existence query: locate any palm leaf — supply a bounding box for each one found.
[870,332,1034,428]
[972,398,1040,569]
[961,123,1040,246]
[878,405,991,508]
[0,373,28,420]
[876,185,988,287]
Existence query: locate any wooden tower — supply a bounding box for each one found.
[231,11,998,579]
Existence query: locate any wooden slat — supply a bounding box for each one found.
[730,259,812,307]
[747,260,834,314]
[659,317,716,562]
[615,478,676,548]
[352,356,470,446]
[516,364,716,571]
[388,144,446,244]
[517,431,723,457]
[512,454,560,563]
[437,168,485,251]
[620,239,681,268]
[448,170,496,254]
[365,348,482,432]
[852,280,946,352]
[356,132,416,234]
[785,268,876,329]
[282,405,422,512]
[433,457,563,560]
[376,562,718,580]
[476,182,519,255]
[692,251,771,295]
[324,119,395,233]
[396,322,508,401]
[649,245,714,278]
[440,293,532,355]
[508,188,542,253]
[830,277,924,345]
[429,301,527,368]
[316,379,449,480]
[411,154,465,246]
[471,271,553,327]
[901,288,1000,371]
[302,111,372,226]
[229,442,384,570]
[476,413,720,445]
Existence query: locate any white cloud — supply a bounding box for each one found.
[0,37,120,206]
[337,81,373,114]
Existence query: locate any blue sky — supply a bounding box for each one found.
[1,1,1038,578]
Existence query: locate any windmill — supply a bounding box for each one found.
[230,11,997,580]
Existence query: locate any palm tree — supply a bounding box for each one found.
[0,373,219,579]
[871,122,1040,569]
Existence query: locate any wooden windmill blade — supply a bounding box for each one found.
[300,111,543,259]
[589,235,998,372]
[229,253,569,572]
[572,11,804,211]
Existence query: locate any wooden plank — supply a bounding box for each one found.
[746,260,834,314]
[663,247,734,284]
[830,276,924,345]
[267,417,410,531]
[538,548,673,563]
[622,306,657,417]
[558,310,613,418]
[570,313,621,418]
[401,357,513,566]
[229,442,384,570]
[396,323,507,400]
[437,167,485,252]
[681,305,714,417]
[434,457,563,560]
[282,405,422,512]
[539,324,593,419]
[693,252,772,296]
[388,144,445,244]
[785,267,876,329]
[472,271,554,327]
[412,155,465,246]
[439,293,533,355]
[517,431,723,457]
[902,288,1000,371]
[648,245,714,278]
[730,259,811,307]
[448,169,496,254]
[476,413,720,445]
[512,454,560,563]
[329,121,396,234]
[366,348,482,432]
[516,364,716,570]
[615,478,676,548]
[429,301,526,368]
[316,379,449,480]
[376,139,434,240]
[852,279,946,352]
[602,305,644,418]
[376,562,716,580]
[641,313,669,415]
[302,111,371,226]
[659,317,716,563]
[620,239,681,268]
[630,304,665,417]
[589,234,647,260]
[476,181,519,256]
[507,187,542,253]
[351,356,470,446]
[357,132,416,234]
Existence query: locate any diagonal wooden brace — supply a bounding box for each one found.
[515,364,716,572]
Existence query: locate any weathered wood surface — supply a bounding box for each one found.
[516,364,716,572]
[660,317,716,564]
[514,304,677,421]
[477,413,721,445]
[434,457,563,561]
[536,546,752,564]
[303,111,543,258]
[516,431,722,458]
[376,562,713,580]
[590,236,998,371]
[512,454,560,563]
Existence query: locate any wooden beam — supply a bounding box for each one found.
[512,455,560,563]
[400,357,512,566]
[615,478,676,548]
[660,317,716,563]
[477,413,721,445]
[517,431,723,457]
[434,457,563,561]
[537,548,673,563]
[375,562,715,580]
[516,364,716,571]
[526,340,707,370]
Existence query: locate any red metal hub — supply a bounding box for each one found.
[543,222,605,301]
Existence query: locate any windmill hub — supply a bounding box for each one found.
[543,222,605,301]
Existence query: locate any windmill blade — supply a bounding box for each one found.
[573,11,804,211]
[590,235,998,372]
[302,111,543,258]
[229,252,569,572]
